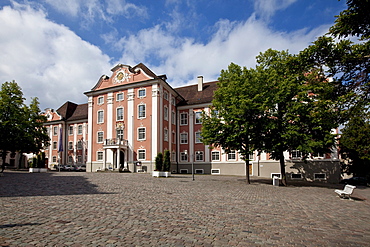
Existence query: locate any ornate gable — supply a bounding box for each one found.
[90,63,157,91]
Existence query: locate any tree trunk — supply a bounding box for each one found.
[1,151,7,173]
[279,149,287,186]
[245,161,250,184]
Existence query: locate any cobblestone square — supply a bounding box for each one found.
[1,171,369,246]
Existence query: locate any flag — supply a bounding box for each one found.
[58,127,63,152]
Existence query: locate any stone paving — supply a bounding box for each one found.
[1,171,370,247]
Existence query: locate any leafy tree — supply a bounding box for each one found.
[155,152,163,171]
[340,105,370,177]
[0,81,49,168]
[201,63,268,184]
[329,0,370,40]
[257,49,339,186]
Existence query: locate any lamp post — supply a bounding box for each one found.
[184,150,194,181]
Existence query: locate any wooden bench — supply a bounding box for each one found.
[335,185,356,199]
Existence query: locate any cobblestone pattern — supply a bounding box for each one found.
[1,171,370,246]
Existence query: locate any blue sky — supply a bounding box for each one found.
[0,0,347,110]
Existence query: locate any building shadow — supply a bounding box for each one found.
[0,171,110,197]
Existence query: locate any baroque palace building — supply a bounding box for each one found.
[43,63,341,183]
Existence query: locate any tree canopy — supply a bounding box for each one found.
[0,81,49,167]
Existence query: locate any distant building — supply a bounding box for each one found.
[42,63,341,183]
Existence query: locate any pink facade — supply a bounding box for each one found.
[42,63,341,182]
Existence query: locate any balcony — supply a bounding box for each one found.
[103,138,128,148]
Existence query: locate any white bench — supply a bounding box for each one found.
[335,185,356,199]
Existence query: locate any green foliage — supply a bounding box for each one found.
[155,152,163,171]
[329,0,370,40]
[340,105,370,176]
[163,150,171,172]
[0,81,49,166]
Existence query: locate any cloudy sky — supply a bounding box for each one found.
[0,0,346,110]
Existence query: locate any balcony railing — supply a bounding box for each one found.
[104,138,128,147]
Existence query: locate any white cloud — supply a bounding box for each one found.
[0,3,112,110]
[116,15,330,87]
[253,0,297,21]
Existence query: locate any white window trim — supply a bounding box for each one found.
[68,141,73,150]
[180,112,188,125]
[97,131,104,143]
[195,112,202,124]
[211,151,220,161]
[138,149,146,160]
[53,141,57,150]
[195,151,204,161]
[227,151,236,161]
[68,126,73,135]
[138,104,146,119]
[195,132,202,143]
[138,88,146,98]
[78,125,83,135]
[164,106,169,121]
[53,126,58,136]
[164,128,168,142]
[211,169,220,175]
[52,156,57,163]
[180,152,188,161]
[116,107,124,121]
[97,96,104,105]
[116,92,124,101]
[180,132,188,144]
[97,151,104,161]
[97,110,104,124]
[138,127,146,141]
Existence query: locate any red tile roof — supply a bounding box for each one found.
[175,81,218,106]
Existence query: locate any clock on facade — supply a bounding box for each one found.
[114,69,130,84]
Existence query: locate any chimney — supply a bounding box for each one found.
[197,76,203,91]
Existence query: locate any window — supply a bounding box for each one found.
[97,110,104,124]
[212,151,220,161]
[171,98,175,106]
[68,141,73,150]
[53,141,57,150]
[195,151,203,161]
[195,132,202,143]
[314,173,326,180]
[68,156,73,163]
[117,107,124,121]
[77,155,82,163]
[164,106,168,121]
[180,133,188,144]
[180,152,188,161]
[97,151,103,161]
[138,127,146,140]
[249,152,254,161]
[138,149,146,160]
[172,132,176,144]
[228,151,236,160]
[77,141,82,150]
[117,129,124,140]
[195,112,202,124]
[180,113,188,125]
[291,150,302,159]
[164,128,168,142]
[78,125,83,135]
[52,156,57,163]
[53,126,58,136]
[138,104,146,118]
[163,91,168,100]
[211,169,220,174]
[171,152,176,161]
[138,89,146,97]
[116,93,124,101]
[271,173,281,178]
[195,169,204,174]
[97,131,104,143]
[98,96,104,105]
[171,111,175,125]
[291,173,302,179]
[68,125,73,135]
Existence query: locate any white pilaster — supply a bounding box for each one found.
[152,84,159,162]
[189,109,194,162]
[87,96,93,171]
[127,88,134,163]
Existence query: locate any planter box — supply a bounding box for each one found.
[152,171,171,177]
[29,168,48,173]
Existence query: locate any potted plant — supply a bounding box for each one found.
[152,151,171,177]
[29,152,47,173]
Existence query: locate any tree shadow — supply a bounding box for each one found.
[0,171,110,197]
